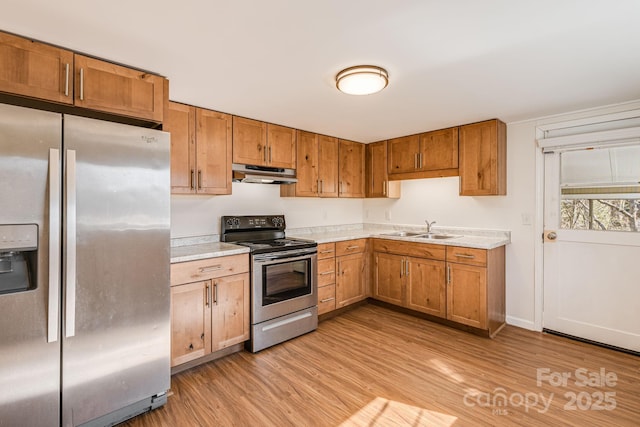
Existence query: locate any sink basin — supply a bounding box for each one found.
[381,231,426,237]
[416,233,460,240]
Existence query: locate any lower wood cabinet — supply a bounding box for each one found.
[446,245,505,336]
[335,239,368,307]
[170,254,249,367]
[373,242,446,318]
[317,242,337,315]
[372,239,505,336]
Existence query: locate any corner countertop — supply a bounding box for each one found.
[287,224,510,250]
[171,242,249,264]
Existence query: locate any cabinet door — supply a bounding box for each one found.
[420,127,458,171]
[196,109,232,195]
[0,32,74,104]
[459,119,506,196]
[388,134,420,175]
[318,284,336,315]
[373,252,404,306]
[165,102,195,194]
[366,141,400,199]
[336,253,367,307]
[211,273,250,351]
[318,135,339,197]
[74,55,165,122]
[232,116,267,166]
[170,281,211,367]
[447,263,487,329]
[338,139,365,198]
[267,124,296,169]
[406,258,446,318]
[294,130,319,196]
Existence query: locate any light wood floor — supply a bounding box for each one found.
[123,304,639,426]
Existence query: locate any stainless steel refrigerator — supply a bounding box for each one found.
[0,103,171,426]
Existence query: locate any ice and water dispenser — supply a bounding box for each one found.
[0,224,38,294]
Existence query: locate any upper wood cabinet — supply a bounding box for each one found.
[0,32,167,122]
[388,127,459,180]
[366,141,400,198]
[338,139,365,198]
[232,117,295,168]
[0,31,74,104]
[280,131,339,198]
[165,102,232,195]
[459,119,506,196]
[74,55,165,122]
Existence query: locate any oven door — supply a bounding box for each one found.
[252,248,317,324]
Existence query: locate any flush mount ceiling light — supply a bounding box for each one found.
[336,65,389,95]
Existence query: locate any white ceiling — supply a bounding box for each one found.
[3,1,640,142]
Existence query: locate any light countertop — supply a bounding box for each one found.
[170,242,249,263]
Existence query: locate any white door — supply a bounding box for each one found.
[543,146,640,353]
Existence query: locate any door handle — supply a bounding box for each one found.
[48,149,61,343]
[65,149,77,338]
[544,230,558,242]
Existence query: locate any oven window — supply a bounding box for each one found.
[262,258,311,305]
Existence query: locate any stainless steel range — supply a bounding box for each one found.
[221,215,317,352]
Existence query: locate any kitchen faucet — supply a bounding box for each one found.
[425,220,436,233]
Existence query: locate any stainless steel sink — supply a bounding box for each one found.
[416,233,460,240]
[381,231,426,237]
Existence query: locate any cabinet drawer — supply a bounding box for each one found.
[318,258,336,286]
[372,239,445,261]
[318,284,336,315]
[317,242,336,259]
[171,254,249,285]
[446,246,487,267]
[335,239,367,256]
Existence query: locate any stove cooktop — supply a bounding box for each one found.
[233,238,316,254]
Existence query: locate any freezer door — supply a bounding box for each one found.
[62,116,170,426]
[0,104,62,427]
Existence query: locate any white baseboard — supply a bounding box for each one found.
[506,316,539,331]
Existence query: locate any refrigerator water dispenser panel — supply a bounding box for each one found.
[0,224,38,294]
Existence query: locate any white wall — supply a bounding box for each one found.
[171,183,364,238]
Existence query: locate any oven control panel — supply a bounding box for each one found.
[221,215,286,232]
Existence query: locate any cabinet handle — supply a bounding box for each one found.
[405,258,409,276]
[447,265,451,285]
[64,63,70,97]
[190,169,195,190]
[317,179,320,194]
[414,153,418,169]
[320,250,334,254]
[199,264,222,273]
[79,68,84,101]
[264,145,268,162]
[268,146,272,163]
[454,254,476,259]
[419,153,423,169]
[320,297,335,303]
[214,282,218,305]
[383,180,387,196]
[205,284,210,307]
[197,170,202,189]
[400,259,405,277]
[319,271,334,275]
[339,181,343,194]
[346,245,359,250]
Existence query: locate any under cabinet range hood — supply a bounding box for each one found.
[232,163,297,184]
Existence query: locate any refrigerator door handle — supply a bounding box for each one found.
[48,148,61,343]
[65,149,77,338]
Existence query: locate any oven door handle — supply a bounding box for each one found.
[253,249,317,263]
